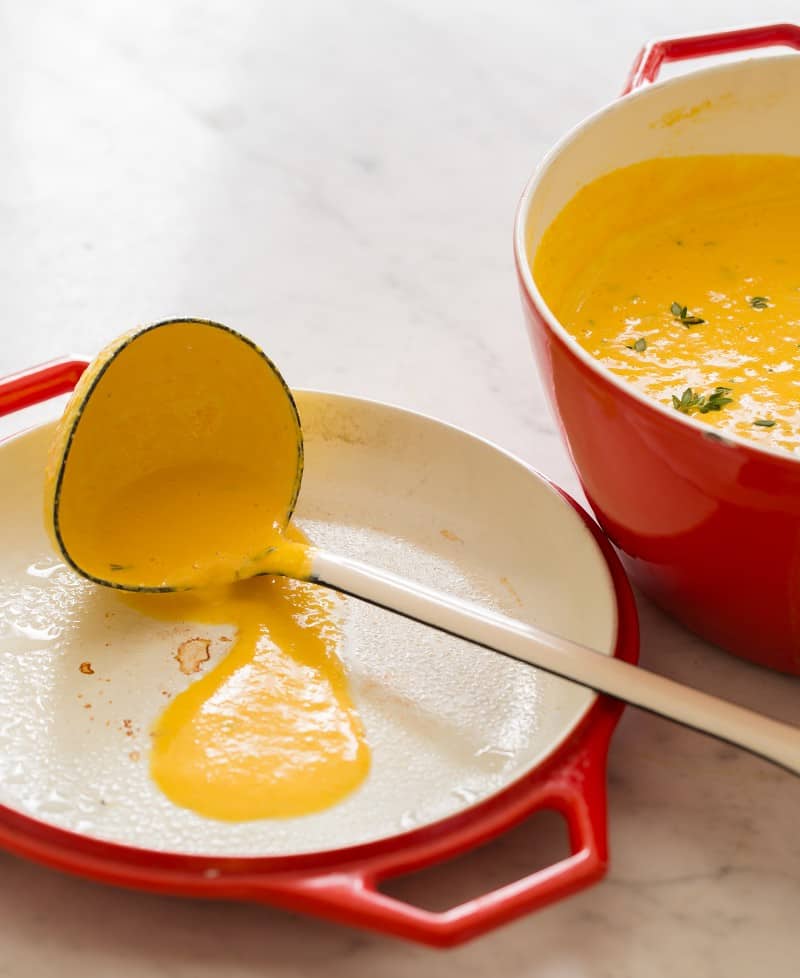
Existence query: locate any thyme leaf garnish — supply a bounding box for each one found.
[670,301,705,327]
[671,386,733,416]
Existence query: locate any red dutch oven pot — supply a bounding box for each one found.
[515,23,800,675]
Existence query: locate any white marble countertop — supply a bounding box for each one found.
[2,1,799,974]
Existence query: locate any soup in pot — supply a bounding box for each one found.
[534,155,800,451]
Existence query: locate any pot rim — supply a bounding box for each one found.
[513,50,800,467]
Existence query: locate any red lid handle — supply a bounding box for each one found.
[0,358,88,418]
[623,22,800,95]
[246,730,612,948]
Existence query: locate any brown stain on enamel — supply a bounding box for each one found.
[175,637,212,676]
[499,576,523,607]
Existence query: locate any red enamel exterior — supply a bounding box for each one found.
[516,23,800,676]
[0,358,639,947]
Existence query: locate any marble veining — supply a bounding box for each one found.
[1,1,798,975]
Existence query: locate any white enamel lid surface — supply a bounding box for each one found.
[0,392,617,857]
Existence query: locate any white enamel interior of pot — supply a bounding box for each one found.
[0,392,616,857]
[517,52,800,462]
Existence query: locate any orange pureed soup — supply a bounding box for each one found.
[534,155,800,452]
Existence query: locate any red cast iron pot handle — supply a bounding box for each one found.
[623,22,800,95]
[0,358,629,948]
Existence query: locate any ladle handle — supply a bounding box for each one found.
[311,549,800,777]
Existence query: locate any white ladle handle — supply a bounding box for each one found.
[311,549,800,777]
